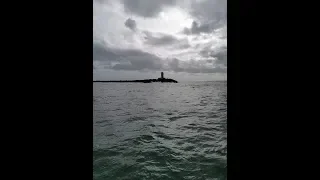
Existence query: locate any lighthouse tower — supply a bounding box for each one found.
[161,72,164,79]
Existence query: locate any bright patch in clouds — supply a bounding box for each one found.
[136,7,194,34]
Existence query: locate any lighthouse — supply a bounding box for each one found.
[161,72,164,79]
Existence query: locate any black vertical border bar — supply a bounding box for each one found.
[0,1,93,179]
[227,0,241,179]
[228,1,262,179]
[41,1,94,179]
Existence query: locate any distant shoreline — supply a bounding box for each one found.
[93,78,178,83]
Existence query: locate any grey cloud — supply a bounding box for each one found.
[199,46,211,58]
[143,31,190,49]
[93,42,163,71]
[144,31,178,45]
[168,58,180,71]
[94,40,224,73]
[94,0,106,4]
[93,60,112,70]
[94,0,227,79]
[213,49,227,62]
[189,0,227,23]
[93,42,120,62]
[112,64,137,71]
[211,46,227,64]
[121,0,176,18]
[186,65,226,73]
[181,0,226,35]
[183,21,215,35]
[201,66,226,73]
[111,50,163,71]
[177,42,191,49]
[167,58,226,73]
[184,66,226,74]
[218,26,227,39]
[124,18,137,31]
[200,45,227,66]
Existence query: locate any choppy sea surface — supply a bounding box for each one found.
[93,81,227,180]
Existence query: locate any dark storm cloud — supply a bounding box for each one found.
[121,0,176,18]
[124,18,137,31]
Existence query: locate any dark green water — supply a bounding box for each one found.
[93,81,227,180]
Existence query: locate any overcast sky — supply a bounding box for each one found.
[93,0,227,81]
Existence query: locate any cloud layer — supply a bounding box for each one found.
[121,0,177,18]
[93,0,227,80]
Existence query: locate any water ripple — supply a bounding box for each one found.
[94,81,227,180]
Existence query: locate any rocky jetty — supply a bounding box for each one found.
[93,72,178,83]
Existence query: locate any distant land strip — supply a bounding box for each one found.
[93,78,178,83]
